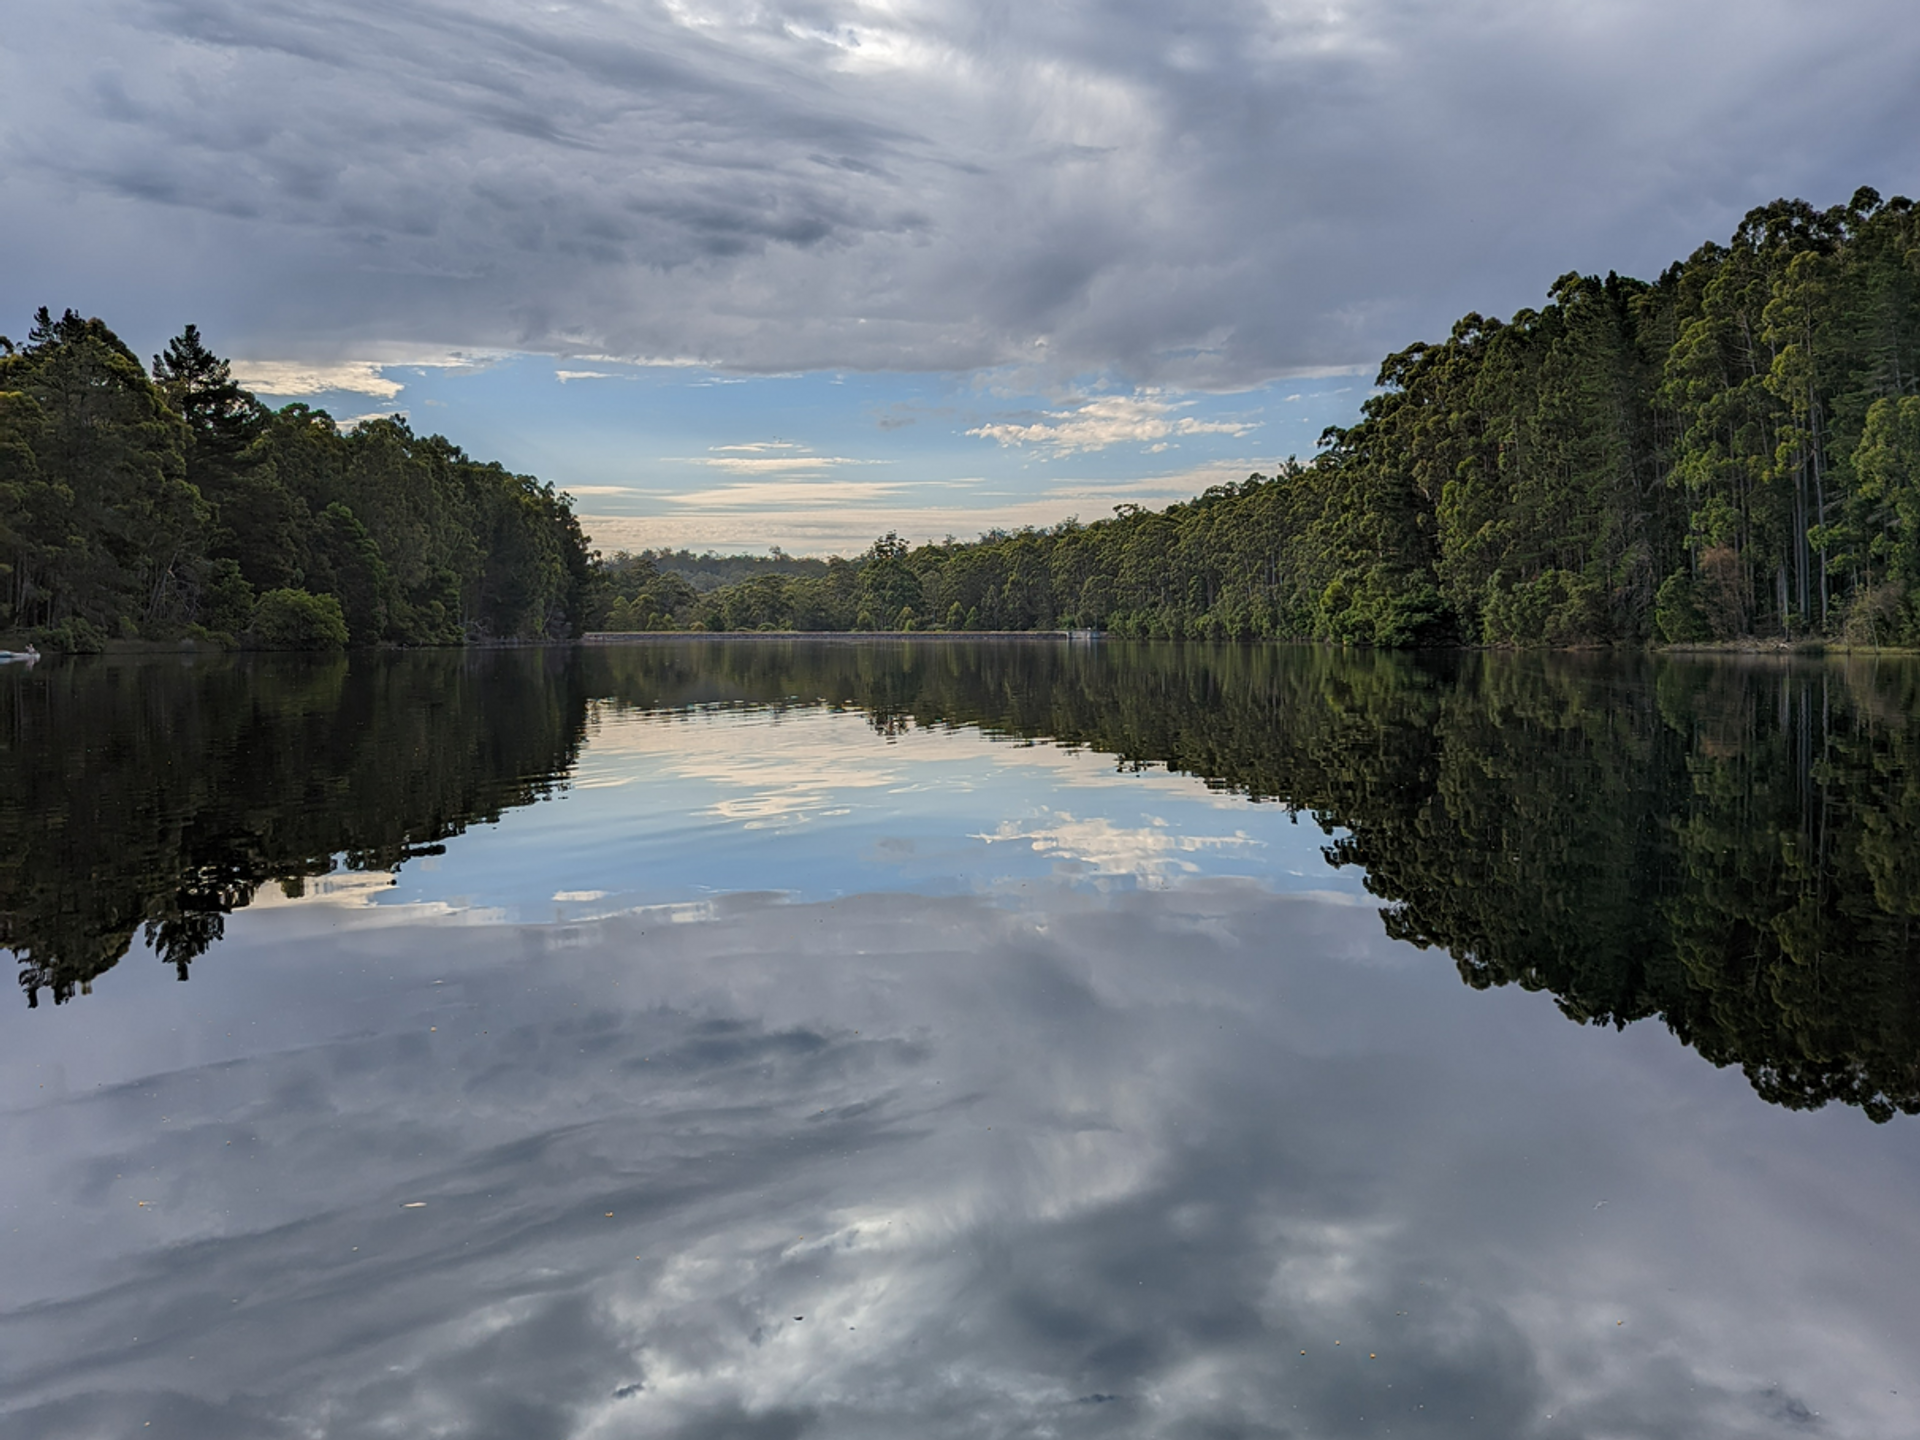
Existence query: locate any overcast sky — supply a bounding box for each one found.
[5,1,1917,551]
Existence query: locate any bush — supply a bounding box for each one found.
[200,558,256,637]
[1842,581,1910,648]
[1482,570,1606,647]
[28,618,107,654]
[1696,547,1748,638]
[1653,571,1710,644]
[1322,570,1453,647]
[247,589,349,651]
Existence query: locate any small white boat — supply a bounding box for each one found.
[0,646,40,663]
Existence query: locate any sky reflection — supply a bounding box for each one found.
[373,702,1363,921]
[3,874,1915,1438]
[4,667,1919,1438]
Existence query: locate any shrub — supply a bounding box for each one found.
[1696,547,1747,638]
[28,618,107,654]
[200,558,256,637]
[1482,570,1606,647]
[1653,571,1710,643]
[247,589,349,651]
[1322,569,1453,647]
[1842,581,1910,648]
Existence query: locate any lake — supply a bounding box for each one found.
[2,640,1917,1438]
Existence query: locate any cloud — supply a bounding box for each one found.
[663,480,909,508]
[556,369,621,383]
[228,360,407,399]
[976,809,1263,886]
[5,2,1916,385]
[693,447,887,476]
[969,392,1260,455]
[576,457,1274,553]
[229,353,500,398]
[3,883,1911,1437]
[334,410,406,430]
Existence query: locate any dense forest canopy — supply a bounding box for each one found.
[603,188,1920,647]
[0,310,597,650]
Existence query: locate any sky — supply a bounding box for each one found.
[4,1,1918,554]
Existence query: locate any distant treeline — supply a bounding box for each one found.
[1,310,597,650]
[620,548,833,594]
[603,188,1920,646]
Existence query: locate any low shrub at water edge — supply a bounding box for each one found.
[247,589,350,651]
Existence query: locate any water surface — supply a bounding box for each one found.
[3,642,1916,1437]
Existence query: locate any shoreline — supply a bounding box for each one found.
[581,630,1103,643]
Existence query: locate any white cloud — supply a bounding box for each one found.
[334,410,405,430]
[230,360,406,399]
[230,352,500,399]
[969,392,1259,455]
[693,451,888,475]
[976,809,1263,886]
[663,479,909,508]
[576,457,1275,553]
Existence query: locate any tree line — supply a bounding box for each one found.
[1,310,597,650]
[602,187,1920,647]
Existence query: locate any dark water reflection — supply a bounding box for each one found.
[2,650,588,1005]
[2,643,1918,1437]
[10,642,1920,1122]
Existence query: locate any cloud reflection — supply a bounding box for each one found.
[976,810,1262,887]
[1,883,1912,1438]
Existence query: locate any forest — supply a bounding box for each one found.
[10,187,1917,652]
[605,188,1920,647]
[0,310,598,650]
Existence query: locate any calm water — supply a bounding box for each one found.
[2,641,1917,1438]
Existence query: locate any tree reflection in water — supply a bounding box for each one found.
[5,640,1917,1120]
[1,650,587,1006]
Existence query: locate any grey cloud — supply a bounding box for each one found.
[2,884,1914,1437]
[4,2,1918,378]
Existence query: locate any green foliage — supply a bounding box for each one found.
[1481,569,1605,647]
[0,312,597,646]
[1853,394,1920,634]
[30,617,107,654]
[664,190,1917,649]
[0,308,197,637]
[247,588,349,651]
[201,557,255,637]
[596,552,702,630]
[629,547,833,593]
[1653,571,1711,643]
